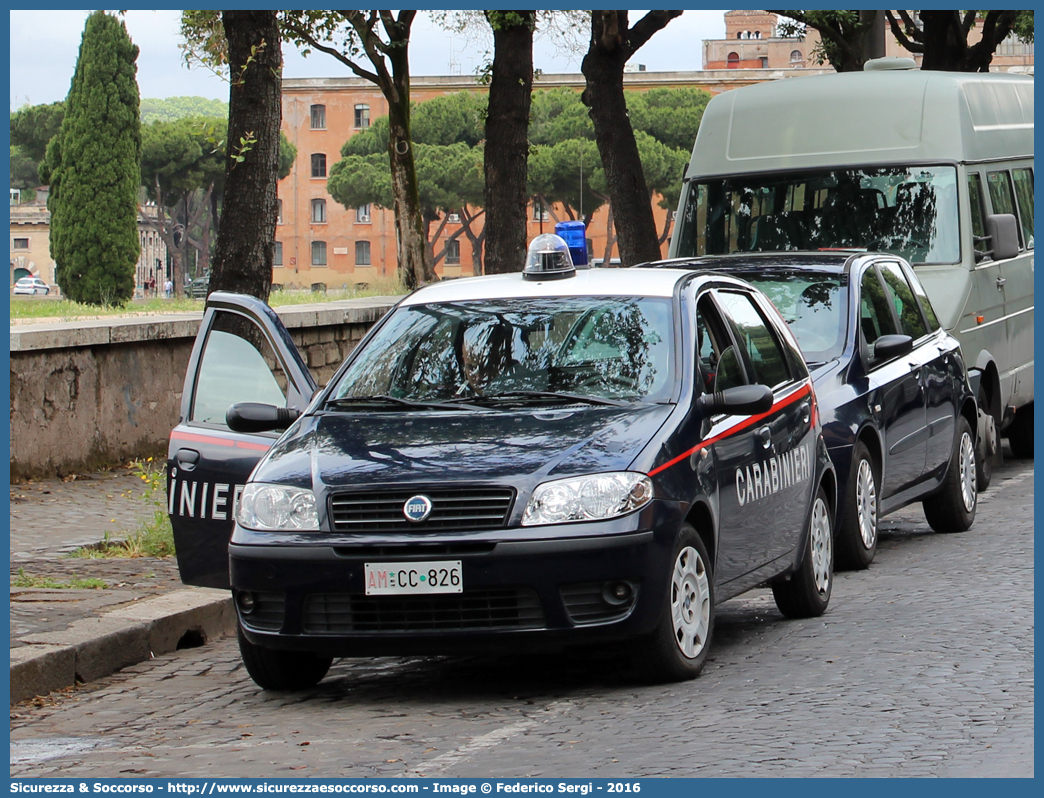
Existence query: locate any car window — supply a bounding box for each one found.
[696,294,746,393]
[191,311,289,426]
[715,290,792,389]
[901,263,941,332]
[860,268,898,346]
[1012,168,1034,249]
[987,170,1022,248]
[878,262,929,340]
[740,272,847,363]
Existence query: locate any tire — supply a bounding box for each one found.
[773,485,833,618]
[1007,402,1033,459]
[975,387,994,492]
[237,624,332,691]
[922,415,977,533]
[632,524,714,683]
[835,441,879,570]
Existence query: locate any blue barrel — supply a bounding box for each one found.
[554,221,588,267]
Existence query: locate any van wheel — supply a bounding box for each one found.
[632,525,714,683]
[1007,402,1033,459]
[835,442,878,570]
[976,388,994,491]
[923,415,977,533]
[773,486,833,618]
[237,625,332,691]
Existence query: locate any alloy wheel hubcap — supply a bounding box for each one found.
[855,459,877,549]
[809,497,832,595]
[959,431,976,512]
[671,545,710,660]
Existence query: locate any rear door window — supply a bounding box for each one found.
[860,268,899,346]
[878,262,929,341]
[715,290,792,389]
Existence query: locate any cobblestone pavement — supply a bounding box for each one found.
[9,458,1033,778]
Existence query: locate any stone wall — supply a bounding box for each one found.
[10,297,397,481]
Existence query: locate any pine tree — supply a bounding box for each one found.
[48,11,141,305]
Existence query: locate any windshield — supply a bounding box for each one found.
[329,297,676,404]
[737,273,848,363]
[675,166,960,265]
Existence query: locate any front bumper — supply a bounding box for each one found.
[230,501,685,656]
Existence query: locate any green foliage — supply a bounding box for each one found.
[12,568,107,590]
[529,88,594,144]
[9,146,39,191]
[9,101,65,162]
[278,135,297,180]
[140,96,229,124]
[1011,10,1033,42]
[47,11,141,307]
[141,116,226,204]
[626,87,712,153]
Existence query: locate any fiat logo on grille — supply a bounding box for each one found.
[403,495,433,523]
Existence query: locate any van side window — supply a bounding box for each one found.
[967,173,986,241]
[860,268,899,347]
[879,262,929,340]
[1012,168,1034,249]
[987,170,1022,247]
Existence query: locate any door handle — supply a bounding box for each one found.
[175,448,200,471]
[757,426,772,449]
[799,402,811,424]
[996,276,1007,290]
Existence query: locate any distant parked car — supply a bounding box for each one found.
[13,277,50,295]
[185,277,210,299]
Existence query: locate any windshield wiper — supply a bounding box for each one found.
[326,394,481,411]
[447,390,630,408]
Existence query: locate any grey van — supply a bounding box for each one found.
[669,59,1033,488]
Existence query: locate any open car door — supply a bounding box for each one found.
[167,292,317,588]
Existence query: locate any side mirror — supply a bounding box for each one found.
[873,334,913,361]
[983,213,1020,261]
[226,402,300,433]
[698,384,774,416]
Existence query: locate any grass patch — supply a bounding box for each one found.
[12,568,108,590]
[10,279,405,321]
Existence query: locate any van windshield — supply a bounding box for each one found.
[675,166,960,265]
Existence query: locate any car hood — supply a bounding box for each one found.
[255,403,674,489]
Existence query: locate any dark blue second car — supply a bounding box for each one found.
[647,252,978,570]
[168,243,836,690]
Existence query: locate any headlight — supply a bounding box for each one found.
[237,483,319,531]
[521,472,653,527]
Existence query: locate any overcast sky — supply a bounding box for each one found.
[9,10,727,111]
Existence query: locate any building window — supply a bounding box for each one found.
[355,204,371,223]
[274,241,283,266]
[753,30,761,39]
[760,57,769,68]
[354,104,370,129]
[276,199,283,224]
[446,239,461,265]
[790,50,803,63]
[727,51,739,66]
[311,153,327,178]
[355,240,371,266]
[310,104,326,129]
[312,240,327,266]
[12,238,30,250]
[311,198,327,224]
[533,199,550,222]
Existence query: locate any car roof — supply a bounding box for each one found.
[646,251,869,276]
[399,267,745,305]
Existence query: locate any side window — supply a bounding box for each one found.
[878,262,928,340]
[1012,168,1034,249]
[968,173,986,241]
[901,263,941,331]
[715,290,792,389]
[987,170,1022,246]
[696,294,746,393]
[860,268,899,347]
[191,312,288,426]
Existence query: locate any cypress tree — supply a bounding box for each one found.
[48,12,141,305]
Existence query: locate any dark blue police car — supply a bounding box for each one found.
[168,243,836,690]
[646,252,978,570]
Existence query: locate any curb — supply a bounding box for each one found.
[10,588,236,705]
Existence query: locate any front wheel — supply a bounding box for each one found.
[632,525,714,683]
[237,625,333,691]
[773,486,833,618]
[922,415,977,533]
[835,442,878,570]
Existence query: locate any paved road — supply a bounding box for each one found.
[10,457,1033,778]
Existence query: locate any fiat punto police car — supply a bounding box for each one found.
[168,236,836,690]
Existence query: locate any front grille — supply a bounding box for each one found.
[303,590,544,633]
[560,581,639,625]
[333,543,497,559]
[329,487,515,532]
[239,591,285,632]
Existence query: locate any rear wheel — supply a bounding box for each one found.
[835,441,879,570]
[237,625,332,691]
[773,486,833,618]
[976,387,995,492]
[923,415,977,533]
[632,525,714,683]
[1007,402,1033,459]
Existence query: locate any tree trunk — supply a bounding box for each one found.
[483,11,535,275]
[581,12,666,267]
[208,10,282,302]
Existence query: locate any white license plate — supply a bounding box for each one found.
[364,561,463,595]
